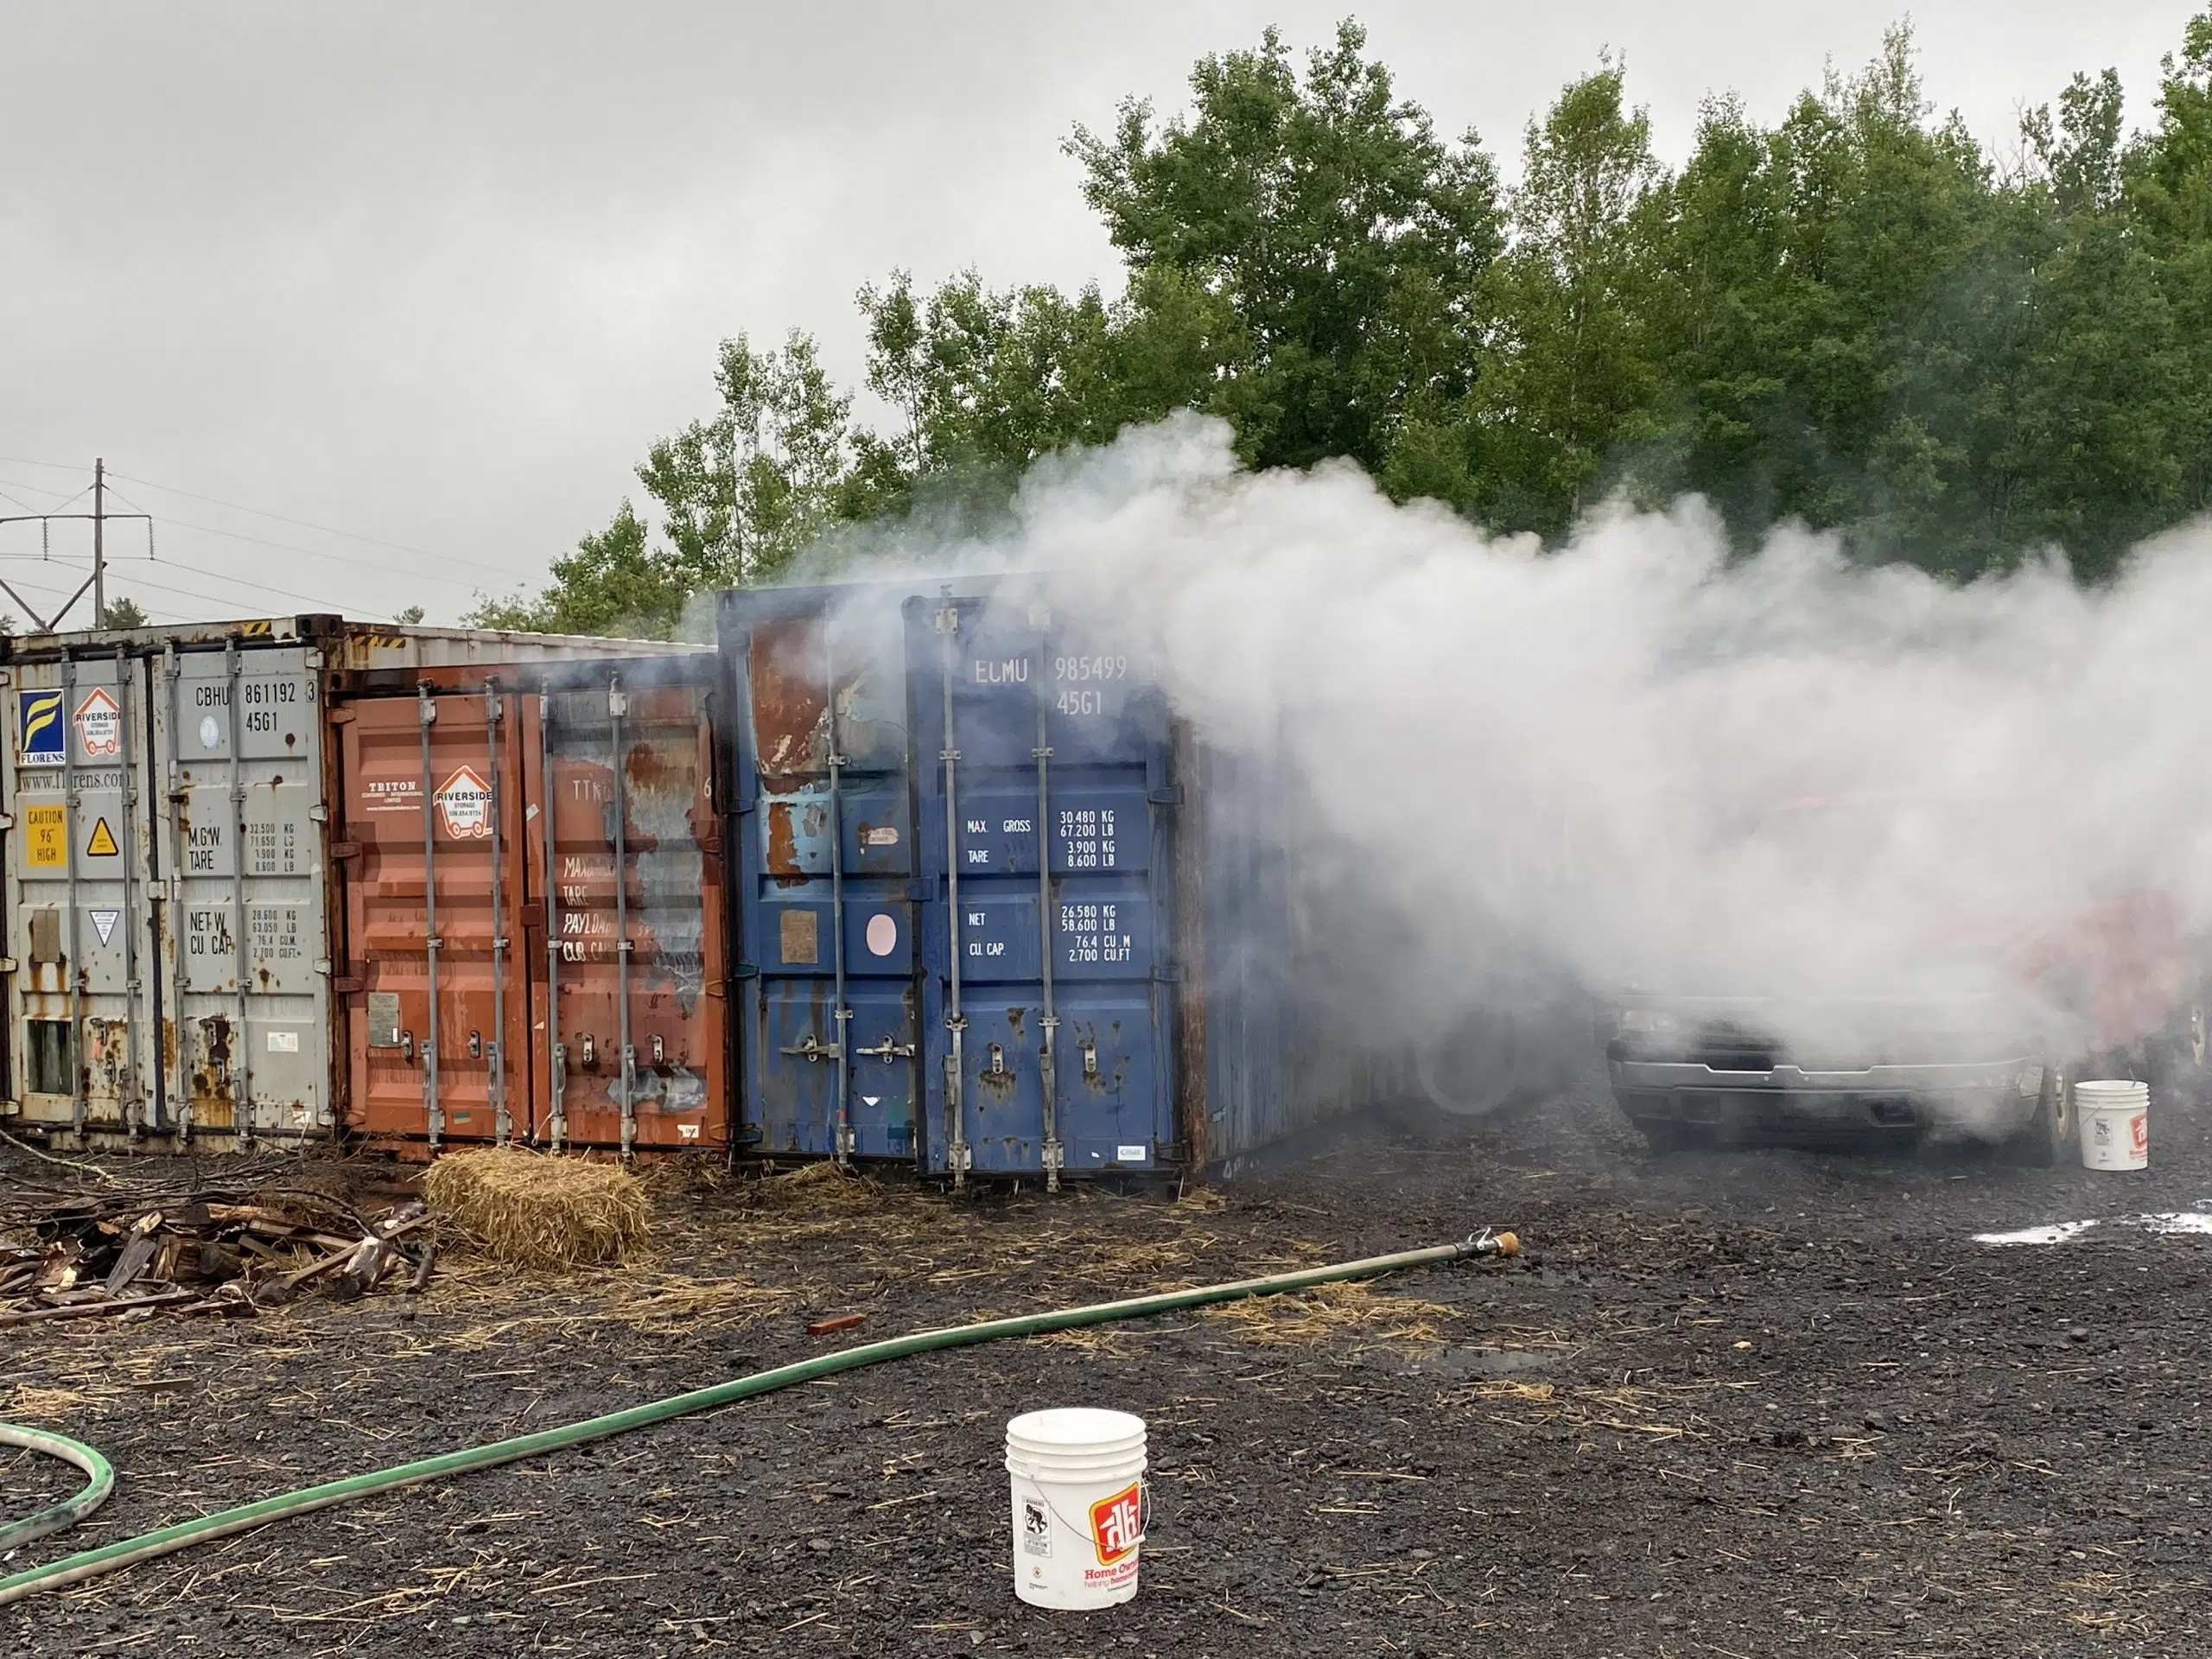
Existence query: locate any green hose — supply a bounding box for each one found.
[0,1230,1515,1607]
[0,1426,114,1553]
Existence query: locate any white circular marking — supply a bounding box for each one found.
[199,715,222,749]
[866,913,898,957]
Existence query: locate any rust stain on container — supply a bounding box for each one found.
[752,619,830,778]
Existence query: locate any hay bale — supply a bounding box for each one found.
[422,1148,649,1268]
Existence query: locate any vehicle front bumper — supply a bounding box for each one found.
[1608,1056,2045,1141]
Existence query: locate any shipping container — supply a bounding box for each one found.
[331,655,728,1155]
[720,580,1313,1182]
[0,616,702,1149]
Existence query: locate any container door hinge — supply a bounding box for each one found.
[732,962,760,981]
[308,804,328,823]
[313,958,333,976]
[1152,963,1185,983]
[0,813,13,831]
[1041,1139,1065,1175]
[0,957,17,974]
[1147,785,1184,807]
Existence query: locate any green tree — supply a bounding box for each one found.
[1071,21,1500,477]
[97,595,148,629]
[473,332,861,637]
[1469,60,1669,534]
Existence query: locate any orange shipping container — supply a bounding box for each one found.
[334,659,728,1155]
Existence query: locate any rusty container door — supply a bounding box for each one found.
[530,669,727,1154]
[727,600,919,1161]
[338,684,532,1147]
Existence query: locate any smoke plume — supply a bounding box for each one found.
[852,413,2212,1066]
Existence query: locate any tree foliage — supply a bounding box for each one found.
[487,10,2212,631]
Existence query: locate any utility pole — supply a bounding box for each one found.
[0,459,148,633]
[92,456,105,627]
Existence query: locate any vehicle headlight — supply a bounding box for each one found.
[1619,1009,1677,1035]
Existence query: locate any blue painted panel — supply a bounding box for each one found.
[908,591,1174,1178]
[721,578,1313,1179]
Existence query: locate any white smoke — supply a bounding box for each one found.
[876,412,2212,1059]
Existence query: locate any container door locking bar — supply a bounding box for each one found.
[540,679,566,1152]
[607,675,635,1161]
[824,631,854,1166]
[936,590,969,1185]
[416,683,444,1151]
[1031,601,1062,1190]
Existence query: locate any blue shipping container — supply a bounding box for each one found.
[719,579,1309,1180]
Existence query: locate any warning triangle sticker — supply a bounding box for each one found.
[89,909,119,944]
[86,817,119,857]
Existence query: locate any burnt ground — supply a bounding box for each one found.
[5,1074,2212,1659]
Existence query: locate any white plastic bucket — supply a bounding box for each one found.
[1005,1408,1147,1610]
[2075,1079,2150,1171]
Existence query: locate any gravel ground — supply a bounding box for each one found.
[5,1071,2212,1658]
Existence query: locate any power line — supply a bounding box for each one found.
[118,509,475,590]
[107,469,524,585]
[113,563,384,620]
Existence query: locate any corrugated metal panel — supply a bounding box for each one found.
[728,596,921,1161]
[335,660,727,1155]
[3,640,332,1140]
[722,580,1306,1182]
[0,617,707,1149]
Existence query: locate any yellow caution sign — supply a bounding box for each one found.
[24,804,66,868]
[86,817,119,858]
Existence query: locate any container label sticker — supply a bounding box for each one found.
[23,803,67,866]
[266,1030,300,1053]
[780,909,819,965]
[1116,1143,1148,1163]
[84,817,119,858]
[88,909,119,944]
[677,1121,701,1141]
[435,766,493,840]
[1021,1498,1051,1557]
[866,913,898,957]
[366,992,402,1048]
[863,824,899,847]
[74,687,122,759]
[1089,1482,1141,1567]
[359,776,420,814]
[17,690,64,766]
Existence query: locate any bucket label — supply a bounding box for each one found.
[1089,1482,1141,1567]
[1021,1498,1051,1558]
[2132,1113,2149,1154]
[74,687,122,759]
[435,766,493,840]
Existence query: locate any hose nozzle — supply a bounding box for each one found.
[1460,1228,1521,1259]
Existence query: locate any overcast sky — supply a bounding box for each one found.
[1,2,2200,628]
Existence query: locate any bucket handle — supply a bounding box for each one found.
[1009,1460,1150,1551]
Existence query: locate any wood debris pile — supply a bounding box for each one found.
[1,1180,434,1326]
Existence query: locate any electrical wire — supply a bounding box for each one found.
[102,565,385,621]
[108,470,524,585]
